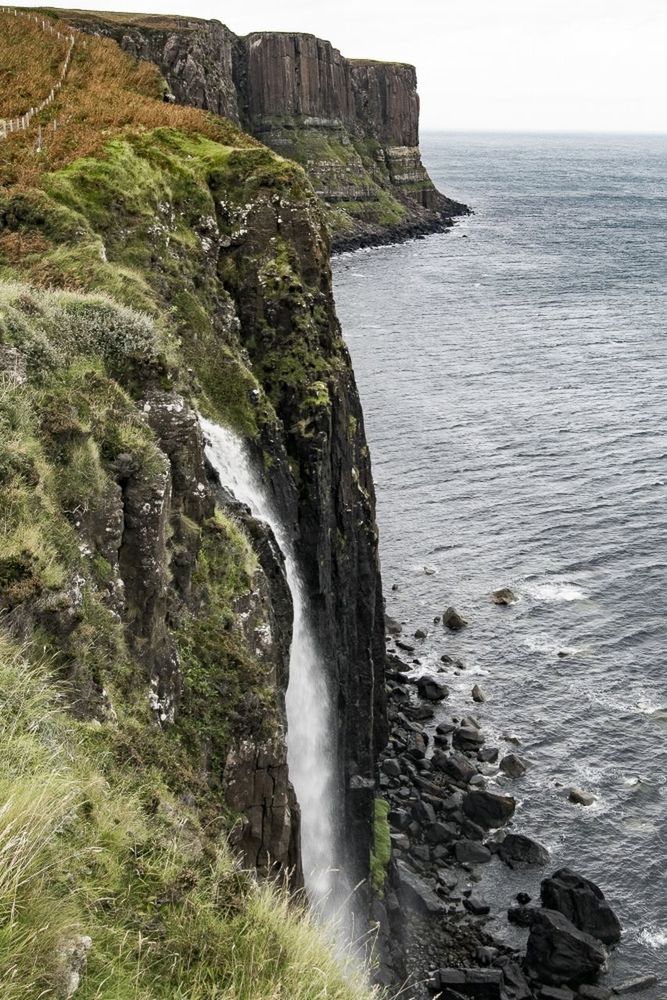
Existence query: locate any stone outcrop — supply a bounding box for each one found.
[56,10,468,247]
[209,159,388,881]
[540,868,622,945]
[525,909,608,985]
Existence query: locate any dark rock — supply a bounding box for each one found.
[412,800,436,824]
[426,821,458,844]
[381,758,402,778]
[453,726,485,751]
[416,674,449,701]
[541,988,575,1000]
[500,752,528,778]
[498,833,549,866]
[394,861,443,914]
[386,653,411,673]
[432,750,478,784]
[388,808,410,831]
[385,614,403,635]
[402,703,435,721]
[224,739,301,879]
[497,960,532,1000]
[461,816,487,841]
[541,868,622,945]
[508,905,538,927]
[455,840,492,864]
[492,587,516,605]
[436,968,502,1000]
[578,986,612,1000]
[525,909,607,985]
[613,981,658,997]
[390,832,409,850]
[462,790,516,829]
[475,946,498,966]
[478,747,499,764]
[471,684,486,703]
[464,895,491,916]
[569,787,596,806]
[517,891,532,905]
[443,606,468,630]
[414,628,427,639]
[396,638,415,653]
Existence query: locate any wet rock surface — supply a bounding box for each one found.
[375,619,625,1000]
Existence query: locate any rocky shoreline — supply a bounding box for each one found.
[372,604,655,1000]
[331,202,471,255]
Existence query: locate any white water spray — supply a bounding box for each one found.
[201,418,348,921]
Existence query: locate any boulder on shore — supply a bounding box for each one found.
[453,726,485,752]
[385,614,402,635]
[433,749,478,784]
[443,606,468,631]
[498,833,549,866]
[394,860,443,915]
[492,587,516,605]
[416,674,449,702]
[500,753,528,778]
[540,868,622,945]
[525,908,607,985]
[462,790,516,829]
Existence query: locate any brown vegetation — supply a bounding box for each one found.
[0,10,69,120]
[0,12,256,189]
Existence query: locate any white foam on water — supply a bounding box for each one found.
[639,926,667,949]
[523,580,589,603]
[200,418,350,931]
[522,633,583,656]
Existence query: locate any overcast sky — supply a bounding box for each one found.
[25,0,667,132]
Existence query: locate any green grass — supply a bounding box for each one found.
[0,94,386,996]
[0,631,383,999]
[370,800,391,895]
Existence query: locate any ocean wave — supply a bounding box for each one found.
[639,926,667,949]
[523,580,589,603]
[522,633,584,656]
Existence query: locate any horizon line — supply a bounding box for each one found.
[420,127,667,137]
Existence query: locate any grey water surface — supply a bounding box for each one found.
[333,131,667,988]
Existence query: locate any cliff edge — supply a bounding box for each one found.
[45,9,469,249]
[0,13,384,996]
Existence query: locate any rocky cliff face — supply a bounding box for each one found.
[0,14,398,991]
[54,9,468,248]
[1,119,386,895]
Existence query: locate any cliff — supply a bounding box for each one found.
[0,14,384,996]
[46,9,468,248]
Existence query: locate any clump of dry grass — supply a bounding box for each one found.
[0,14,256,189]
[0,11,70,120]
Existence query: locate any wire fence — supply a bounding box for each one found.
[0,7,75,142]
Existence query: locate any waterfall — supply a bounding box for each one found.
[200,418,347,922]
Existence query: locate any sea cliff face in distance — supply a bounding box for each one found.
[45,8,469,249]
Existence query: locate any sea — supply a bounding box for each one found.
[332,131,667,989]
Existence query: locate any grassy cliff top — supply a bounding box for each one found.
[31,7,211,30]
[0,9,256,188]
